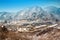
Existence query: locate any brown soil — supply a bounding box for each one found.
[0,26,60,40]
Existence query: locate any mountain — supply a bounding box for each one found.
[15,6,51,21]
[0,6,60,23]
[45,6,60,21]
[15,6,46,20]
[0,12,16,21]
[15,6,60,22]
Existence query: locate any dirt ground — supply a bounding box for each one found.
[0,27,60,40]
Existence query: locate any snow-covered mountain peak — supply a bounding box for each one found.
[15,6,44,20]
[0,6,60,22]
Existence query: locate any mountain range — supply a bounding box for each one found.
[0,6,60,22]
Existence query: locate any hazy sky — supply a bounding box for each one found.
[0,0,60,12]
